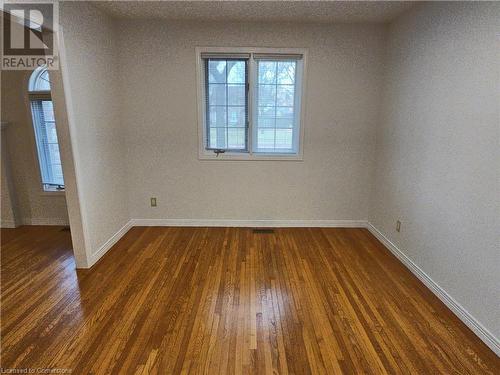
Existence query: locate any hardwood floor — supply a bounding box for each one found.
[1,225,498,374]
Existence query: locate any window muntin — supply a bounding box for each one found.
[199,50,305,159]
[28,67,65,192]
[205,58,248,151]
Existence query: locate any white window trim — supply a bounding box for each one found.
[196,47,308,161]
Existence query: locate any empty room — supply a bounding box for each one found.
[1,0,499,373]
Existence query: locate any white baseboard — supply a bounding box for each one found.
[22,217,70,226]
[0,219,18,228]
[131,218,367,228]
[89,220,133,267]
[366,222,500,356]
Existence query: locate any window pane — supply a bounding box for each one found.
[29,67,51,91]
[277,61,296,84]
[227,84,245,106]
[258,106,275,128]
[275,129,293,149]
[228,128,245,149]
[30,99,65,187]
[48,144,61,165]
[257,129,275,149]
[228,106,245,127]
[276,85,294,107]
[209,127,217,147]
[258,118,275,128]
[209,106,226,127]
[209,84,226,105]
[276,106,294,119]
[38,70,51,90]
[227,61,245,83]
[209,127,227,149]
[46,121,58,142]
[208,61,226,83]
[276,118,294,129]
[258,85,276,106]
[258,61,276,84]
[42,101,55,121]
[205,58,248,150]
[51,164,64,183]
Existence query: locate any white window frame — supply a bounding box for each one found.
[196,47,307,161]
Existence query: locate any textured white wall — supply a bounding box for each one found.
[1,70,69,225]
[118,20,386,221]
[370,2,500,339]
[59,3,129,260]
[1,123,19,227]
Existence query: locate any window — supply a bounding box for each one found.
[197,48,306,160]
[254,58,300,153]
[28,67,65,192]
[205,58,248,151]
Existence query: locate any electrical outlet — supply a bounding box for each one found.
[396,220,401,232]
[150,197,157,207]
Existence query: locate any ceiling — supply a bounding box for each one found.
[94,1,416,24]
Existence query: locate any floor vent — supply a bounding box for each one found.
[252,228,275,234]
[61,226,71,232]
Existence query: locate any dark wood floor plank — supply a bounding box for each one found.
[1,225,498,374]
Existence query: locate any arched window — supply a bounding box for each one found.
[28,67,65,191]
[29,66,52,92]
